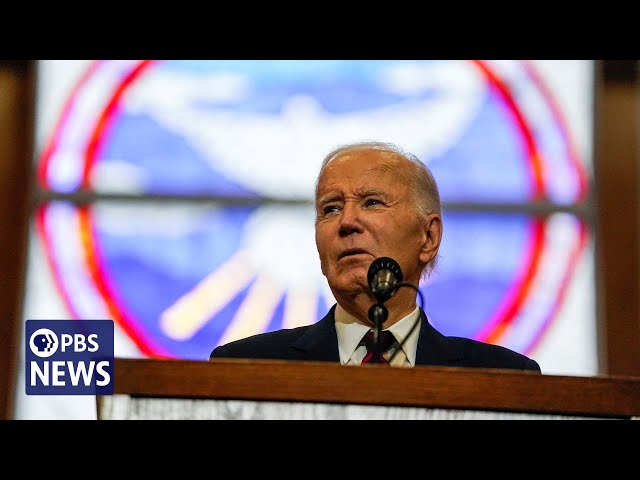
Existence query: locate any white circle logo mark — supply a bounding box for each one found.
[29,328,59,358]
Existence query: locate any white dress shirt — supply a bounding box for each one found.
[334,303,421,367]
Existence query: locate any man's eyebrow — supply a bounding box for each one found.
[317,189,389,205]
[317,194,342,206]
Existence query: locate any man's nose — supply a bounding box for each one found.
[338,203,363,237]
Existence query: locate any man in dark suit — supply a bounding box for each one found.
[210,141,541,372]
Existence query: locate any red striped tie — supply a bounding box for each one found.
[361,330,396,364]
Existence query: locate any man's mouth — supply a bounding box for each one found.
[338,248,370,260]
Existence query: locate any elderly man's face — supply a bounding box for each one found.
[315,150,440,299]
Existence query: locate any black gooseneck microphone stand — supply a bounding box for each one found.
[366,257,403,363]
[367,303,388,363]
[366,257,425,364]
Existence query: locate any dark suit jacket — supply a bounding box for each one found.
[209,305,541,372]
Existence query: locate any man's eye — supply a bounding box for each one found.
[365,199,382,207]
[323,206,340,214]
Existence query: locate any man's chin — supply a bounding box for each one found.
[329,278,370,299]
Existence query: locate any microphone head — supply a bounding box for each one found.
[367,257,403,303]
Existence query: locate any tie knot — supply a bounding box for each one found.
[361,330,396,364]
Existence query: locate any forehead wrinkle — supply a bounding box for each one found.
[315,155,410,202]
[369,160,410,184]
[354,187,388,198]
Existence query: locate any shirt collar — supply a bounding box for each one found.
[387,306,421,366]
[334,303,421,366]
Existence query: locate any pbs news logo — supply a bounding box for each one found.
[26,320,114,395]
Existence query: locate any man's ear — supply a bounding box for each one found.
[419,213,442,265]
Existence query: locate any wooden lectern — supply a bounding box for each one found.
[97,358,640,420]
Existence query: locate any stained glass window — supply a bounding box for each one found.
[16,60,597,419]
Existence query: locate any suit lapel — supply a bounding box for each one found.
[290,305,341,362]
[415,309,464,366]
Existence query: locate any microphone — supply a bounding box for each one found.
[367,257,403,304]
